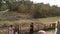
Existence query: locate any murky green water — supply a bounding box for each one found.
[46,30,55,34]
[34,30,55,34]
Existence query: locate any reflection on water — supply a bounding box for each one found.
[34,30,55,34]
[46,30,55,34]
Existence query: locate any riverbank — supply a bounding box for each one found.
[0,16,58,34]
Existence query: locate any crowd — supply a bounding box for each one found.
[8,22,47,34]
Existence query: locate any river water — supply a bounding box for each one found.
[33,30,55,34]
[46,30,55,34]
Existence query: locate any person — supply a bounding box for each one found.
[57,20,60,34]
[38,30,47,34]
[14,25,20,34]
[30,22,34,34]
[8,25,14,34]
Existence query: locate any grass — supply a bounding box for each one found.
[0,16,60,25]
[0,16,59,34]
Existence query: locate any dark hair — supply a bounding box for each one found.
[9,25,13,27]
[57,21,60,24]
[31,22,33,24]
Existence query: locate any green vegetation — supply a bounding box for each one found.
[0,0,60,18]
[0,0,2,11]
[0,16,59,24]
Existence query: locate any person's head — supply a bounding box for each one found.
[31,22,33,25]
[57,20,60,24]
[9,25,13,27]
[38,30,47,34]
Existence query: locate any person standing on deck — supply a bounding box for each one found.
[14,25,20,34]
[57,20,60,34]
[8,25,15,34]
[30,22,34,34]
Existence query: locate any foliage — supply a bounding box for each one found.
[0,0,2,11]
[1,0,60,18]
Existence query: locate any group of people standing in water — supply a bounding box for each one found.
[8,20,60,34]
[8,22,47,34]
[8,25,19,34]
[8,23,34,34]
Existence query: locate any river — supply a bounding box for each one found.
[46,30,55,34]
[33,29,55,34]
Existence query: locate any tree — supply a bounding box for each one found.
[18,4,26,13]
[0,0,2,11]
